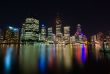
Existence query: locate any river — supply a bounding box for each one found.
[0,43,110,74]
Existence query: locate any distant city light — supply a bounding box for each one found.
[13,28,19,32]
[9,26,13,30]
[42,24,44,27]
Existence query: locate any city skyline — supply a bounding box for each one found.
[0,15,110,38]
[0,1,110,36]
[0,16,110,37]
[0,1,110,74]
[0,17,88,44]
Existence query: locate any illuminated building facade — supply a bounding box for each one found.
[5,29,12,42]
[74,24,82,42]
[64,26,70,43]
[4,26,19,43]
[91,33,104,42]
[70,36,75,43]
[96,32,104,42]
[52,34,56,42]
[21,18,39,42]
[74,24,87,43]
[48,27,53,43]
[12,28,19,43]
[55,15,63,42]
[90,31,110,50]
[82,35,87,42]
[91,35,97,42]
[0,28,3,42]
[39,24,46,41]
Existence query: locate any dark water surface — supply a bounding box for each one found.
[0,43,110,74]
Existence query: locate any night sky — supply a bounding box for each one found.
[0,0,110,37]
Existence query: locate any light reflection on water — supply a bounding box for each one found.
[74,44,87,67]
[4,47,13,73]
[39,44,46,72]
[1,43,109,73]
[19,43,88,73]
[92,44,105,61]
[47,44,55,68]
[63,44,73,69]
[19,44,38,73]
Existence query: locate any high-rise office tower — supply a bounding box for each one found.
[74,24,87,43]
[13,28,19,42]
[48,27,53,42]
[55,15,62,42]
[64,26,70,43]
[40,24,46,41]
[96,32,104,41]
[52,34,56,42]
[5,29,12,42]
[75,24,82,36]
[71,36,75,43]
[5,26,19,43]
[74,24,83,42]
[91,35,94,42]
[21,18,39,42]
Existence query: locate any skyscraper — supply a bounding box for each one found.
[13,28,19,42]
[55,15,62,43]
[4,26,19,43]
[74,24,83,42]
[74,24,87,43]
[5,29,12,43]
[75,24,82,36]
[21,18,39,42]
[39,24,46,41]
[64,26,70,43]
[48,27,53,43]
